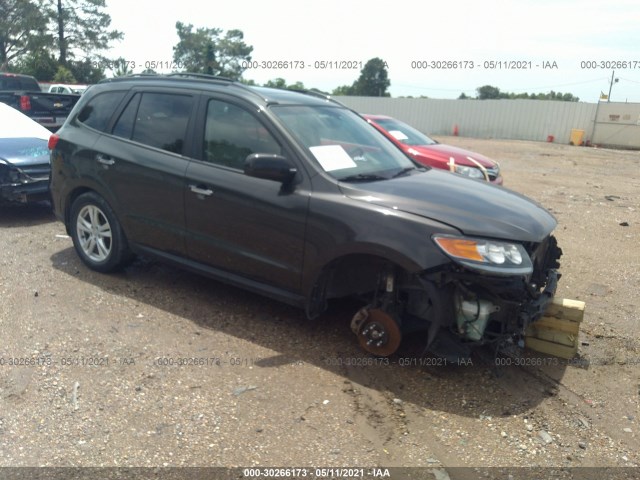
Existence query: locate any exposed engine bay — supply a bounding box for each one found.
[351,235,563,359]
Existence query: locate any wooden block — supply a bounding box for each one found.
[527,325,577,347]
[525,336,578,359]
[544,298,585,322]
[533,316,580,335]
[524,298,585,359]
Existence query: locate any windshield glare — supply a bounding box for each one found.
[374,118,437,146]
[271,105,416,180]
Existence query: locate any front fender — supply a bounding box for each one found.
[301,194,460,303]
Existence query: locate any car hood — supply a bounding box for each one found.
[408,144,496,167]
[0,103,52,141]
[0,138,50,166]
[339,169,556,242]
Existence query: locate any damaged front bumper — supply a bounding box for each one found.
[407,235,563,354]
[0,162,50,204]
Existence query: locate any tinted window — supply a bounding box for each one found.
[130,93,193,154]
[204,99,281,169]
[77,91,127,131]
[112,93,141,139]
[2,77,18,89]
[0,75,39,91]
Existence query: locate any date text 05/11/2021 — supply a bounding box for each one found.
[242,467,392,479]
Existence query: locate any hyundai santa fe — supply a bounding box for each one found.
[49,74,562,358]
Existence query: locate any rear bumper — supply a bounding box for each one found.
[32,116,67,131]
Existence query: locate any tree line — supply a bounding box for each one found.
[0,3,577,101]
[459,85,579,102]
[0,2,392,95]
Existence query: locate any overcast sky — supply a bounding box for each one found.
[104,0,640,103]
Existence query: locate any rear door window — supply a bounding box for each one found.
[111,92,194,155]
[111,93,141,140]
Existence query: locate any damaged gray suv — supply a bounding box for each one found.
[49,74,562,358]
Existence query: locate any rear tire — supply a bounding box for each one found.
[69,192,132,272]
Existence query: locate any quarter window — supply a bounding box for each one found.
[203,100,281,169]
[77,91,126,132]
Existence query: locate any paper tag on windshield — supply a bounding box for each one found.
[389,130,409,141]
[309,145,357,171]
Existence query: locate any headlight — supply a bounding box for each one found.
[433,234,533,275]
[454,165,484,179]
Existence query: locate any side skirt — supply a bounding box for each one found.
[130,244,307,309]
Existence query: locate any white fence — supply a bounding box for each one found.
[335,96,640,149]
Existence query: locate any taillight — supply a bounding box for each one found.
[48,134,60,150]
[20,95,31,110]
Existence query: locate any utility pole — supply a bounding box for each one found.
[607,70,619,102]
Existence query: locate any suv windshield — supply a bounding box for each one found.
[271,105,416,181]
[374,117,438,146]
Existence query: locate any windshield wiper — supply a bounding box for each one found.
[338,173,388,182]
[391,167,419,178]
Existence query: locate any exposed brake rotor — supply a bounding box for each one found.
[353,308,402,357]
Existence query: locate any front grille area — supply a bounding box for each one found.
[17,163,50,182]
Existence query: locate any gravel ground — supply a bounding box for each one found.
[0,138,639,478]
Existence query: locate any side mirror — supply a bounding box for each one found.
[244,153,297,184]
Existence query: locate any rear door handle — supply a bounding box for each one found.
[189,185,214,196]
[96,154,115,166]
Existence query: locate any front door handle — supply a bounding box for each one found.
[96,154,115,166]
[189,185,214,196]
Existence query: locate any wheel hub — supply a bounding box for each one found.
[354,308,402,357]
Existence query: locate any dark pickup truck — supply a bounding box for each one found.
[0,73,81,131]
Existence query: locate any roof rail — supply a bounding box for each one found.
[95,73,345,107]
[171,74,272,103]
[165,72,234,82]
[98,73,160,83]
[289,88,346,106]
[99,72,236,84]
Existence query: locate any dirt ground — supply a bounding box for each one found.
[0,137,639,478]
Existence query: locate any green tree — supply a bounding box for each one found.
[264,77,287,89]
[111,57,132,77]
[0,0,50,69]
[52,64,75,82]
[332,57,390,96]
[49,0,123,66]
[562,92,579,102]
[15,49,58,80]
[67,57,105,83]
[476,85,503,99]
[217,29,252,79]
[353,57,390,96]
[332,84,355,96]
[264,78,305,90]
[172,22,253,79]
[474,85,579,102]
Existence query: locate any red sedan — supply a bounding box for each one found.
[363,114,503,185]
